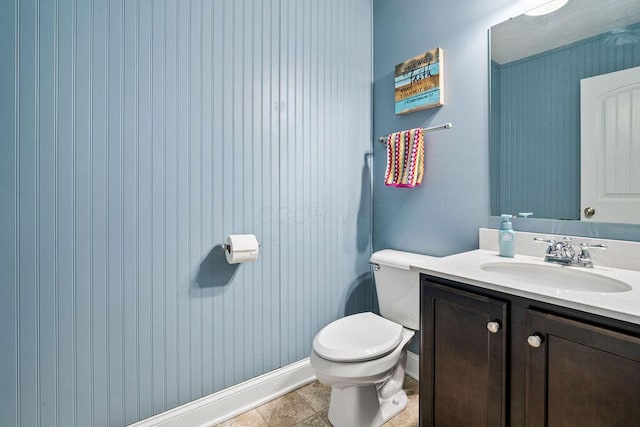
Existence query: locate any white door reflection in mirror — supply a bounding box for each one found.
[581,66,640,224]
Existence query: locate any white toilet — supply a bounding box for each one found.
[310,249,435,427]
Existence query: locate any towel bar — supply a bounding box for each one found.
[378,122,452,144]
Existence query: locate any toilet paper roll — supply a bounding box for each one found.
[224,234,260,264]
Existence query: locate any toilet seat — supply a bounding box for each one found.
[311,327,414,383]
[312,312,403,362]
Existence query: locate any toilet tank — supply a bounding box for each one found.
[370,249,438,330]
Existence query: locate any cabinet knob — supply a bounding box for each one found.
[487,321,501,334]
[527,334,544,348]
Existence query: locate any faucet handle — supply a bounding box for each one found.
[533,237,555,245]
[580,243,607,255]
[533,237,556,249]
[577,242,606,268]
[579,242,607,250]
[534,237,556,255]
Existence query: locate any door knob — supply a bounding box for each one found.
[487,321,501,334]
[584,207,596,218]
[527,334,544,348]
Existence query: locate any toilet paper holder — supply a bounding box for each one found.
[221,239,261,253]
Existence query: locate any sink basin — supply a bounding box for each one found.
[480,262,632,293]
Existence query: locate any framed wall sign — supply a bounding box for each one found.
[394,48,444,115]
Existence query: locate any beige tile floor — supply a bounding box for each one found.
[215,376,419,427]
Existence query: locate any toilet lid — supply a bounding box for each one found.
[312,312,403,362]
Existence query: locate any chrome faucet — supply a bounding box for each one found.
[534,236,607,268]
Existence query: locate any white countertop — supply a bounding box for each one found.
[410,249,640,326]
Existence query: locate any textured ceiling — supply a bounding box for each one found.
[491,0,640,64]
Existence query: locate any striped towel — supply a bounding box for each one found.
[384,128,424,187]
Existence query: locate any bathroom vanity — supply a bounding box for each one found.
[414,233,640,426]
[419,274,640,426]
[425,0,640,423]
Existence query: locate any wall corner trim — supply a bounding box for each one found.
[129,359,316,427]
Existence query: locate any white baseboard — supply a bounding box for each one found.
[130,352,420,427]
[406,351,419,381]
[129,358,316,427]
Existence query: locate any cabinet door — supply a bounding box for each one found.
[421,281,507,427]
[526,310,640,426]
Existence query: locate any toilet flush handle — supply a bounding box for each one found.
[369,262,380,271]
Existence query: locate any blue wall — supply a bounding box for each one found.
[491,25,640,220]
[373,0,640,256]
[0,0,373,426]
[373,0,529,255]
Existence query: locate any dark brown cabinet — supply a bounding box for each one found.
[420,281,507,427]
[525,310,640,426]
[420,275,640,427]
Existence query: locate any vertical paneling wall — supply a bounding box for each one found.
[0,0,373,426]
[279,0,375,366]
[490,25,640,219]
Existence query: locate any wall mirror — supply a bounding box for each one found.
[489,0,640,224]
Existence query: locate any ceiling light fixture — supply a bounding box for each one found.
[524,0,569,16]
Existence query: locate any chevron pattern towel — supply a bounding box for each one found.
[384,128,424,188]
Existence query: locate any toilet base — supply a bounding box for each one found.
[327,386,408,427]
[326,351,408,427]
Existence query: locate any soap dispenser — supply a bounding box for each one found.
[499,214,515,258]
